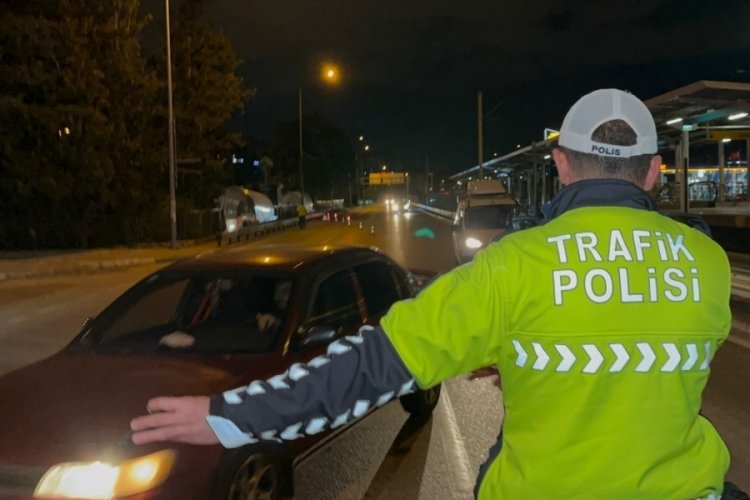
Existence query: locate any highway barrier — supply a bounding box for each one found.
[218,213,324,246]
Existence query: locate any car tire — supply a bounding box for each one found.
[212,447,293,500]
[399,384,441,417]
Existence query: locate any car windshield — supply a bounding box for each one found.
[465,205,515,230]
[83,271,295,355]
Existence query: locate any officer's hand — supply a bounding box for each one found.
[468,367,500,388]
[130,396,218,445]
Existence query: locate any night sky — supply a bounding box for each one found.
[150,0,750,175]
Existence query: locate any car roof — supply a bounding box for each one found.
[162,243,388,274]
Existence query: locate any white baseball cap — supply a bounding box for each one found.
[558,89,657,158]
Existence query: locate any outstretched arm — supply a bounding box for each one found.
[131,326,416,447]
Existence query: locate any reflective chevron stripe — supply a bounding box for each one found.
[513,340,528,367]
[582,344,603,373]
[682,343,698,370]
[635,343,656,372]
[700,342,712,370]
[555,345,576,372]
[510,340,715,374]
[661,343,680,372]
[609,343,629,372]
[532,342,550,370]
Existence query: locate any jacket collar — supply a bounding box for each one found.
[545,179,658,221]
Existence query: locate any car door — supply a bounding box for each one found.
[353,259,407,325]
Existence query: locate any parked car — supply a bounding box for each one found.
[0,244,439,500]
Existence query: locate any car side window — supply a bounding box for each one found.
[307,270,361,333]
[355,261,404,319]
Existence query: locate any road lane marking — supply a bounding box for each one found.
[6,315,28,325]
[727,333,750,350]
[438,387,476,499]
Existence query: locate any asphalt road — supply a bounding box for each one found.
[0,205,747,496]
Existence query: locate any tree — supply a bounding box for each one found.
[0,0,251,247]
[0,0,162,247]
[166,0,252,208]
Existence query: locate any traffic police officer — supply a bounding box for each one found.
[131,89,733,499]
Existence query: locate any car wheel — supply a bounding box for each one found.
[399,384,441,417]
[213,449,292,500]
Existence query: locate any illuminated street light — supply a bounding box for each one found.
[364,145,370,151]
[382,165,387,170]
[728,112,748,121]
[320,62,342,86]
[359,135,364,141]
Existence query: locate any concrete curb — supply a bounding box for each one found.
[0,257,160,281]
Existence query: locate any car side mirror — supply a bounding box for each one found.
[70,316,95,345]
[299,325,338,349]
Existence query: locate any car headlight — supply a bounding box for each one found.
[464,237,483,249]
[34,450,175,499]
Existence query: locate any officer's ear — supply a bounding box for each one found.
[643,154,662,191]
[552,148,572,185]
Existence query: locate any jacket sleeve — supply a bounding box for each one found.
[206,325,417,448]
[380,247,504,389]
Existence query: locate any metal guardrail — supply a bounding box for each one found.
[413,203,454,221]
[218,214,324,246]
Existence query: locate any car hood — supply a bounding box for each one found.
[0,351,278,466]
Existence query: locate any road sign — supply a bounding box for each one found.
[707,129,750,141]
[369,172,405,185]
[544,128,560,141]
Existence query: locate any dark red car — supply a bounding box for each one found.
[0,244,440,499]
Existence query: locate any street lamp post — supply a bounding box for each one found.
[297,63,341,206]
[298,87,304,200]
[478,90,484,179]
[165,0,177,248]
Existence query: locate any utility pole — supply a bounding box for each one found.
[165,0,177,249]
[478,90,484,180]
[424,155,430,194]
[298,87,305,200]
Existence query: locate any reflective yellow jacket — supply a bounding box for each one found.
[382,198,731,499]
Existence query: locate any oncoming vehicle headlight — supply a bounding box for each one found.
[34,450,175,499]
[464,237,483,249]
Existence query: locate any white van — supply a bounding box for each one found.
[452,180,517,264]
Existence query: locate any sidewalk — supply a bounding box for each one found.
[0,242,749,338]
[0,240,218,281]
